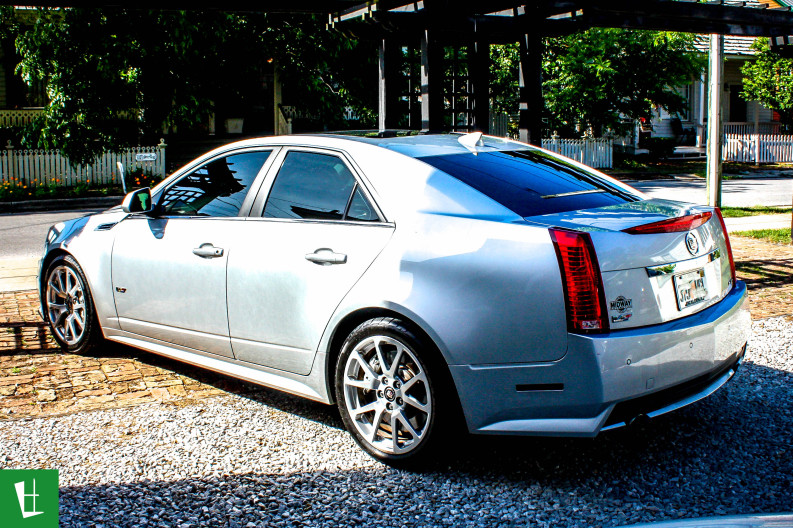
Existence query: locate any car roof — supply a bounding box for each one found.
[311,132,534,158]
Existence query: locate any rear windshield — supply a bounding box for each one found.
[417,150,640,217]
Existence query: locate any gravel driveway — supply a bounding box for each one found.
[2,318,792,528]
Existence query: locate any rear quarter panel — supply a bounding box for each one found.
[328,214,569,367]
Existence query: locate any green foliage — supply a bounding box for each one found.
[5,8,377,166]
[124,166,162,190]
[720,206,792,218]
[732,227,792,245]
[490,44,520,114]
[741,38,793,125]
[542,29,703,137]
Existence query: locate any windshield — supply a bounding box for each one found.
[417,149,640,217]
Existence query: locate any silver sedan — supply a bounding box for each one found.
[39,133,751,465]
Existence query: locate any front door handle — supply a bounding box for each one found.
[305,248,347,265]
[193,243,224,259]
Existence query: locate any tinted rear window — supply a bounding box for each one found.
[417,150,639,217]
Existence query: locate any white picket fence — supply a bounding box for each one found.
[541,138,613,169]
[724,133,793,163]
[0,143,166,188]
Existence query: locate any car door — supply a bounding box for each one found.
[111,148,276,358]
[226,148,394,375]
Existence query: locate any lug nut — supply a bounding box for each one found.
[377,390,383,398]
[397,397,403,406]
[386,403,393,410]
[394,380,401,389]
[382,376,388,384]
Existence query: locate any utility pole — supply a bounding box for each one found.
[706,33,724,208]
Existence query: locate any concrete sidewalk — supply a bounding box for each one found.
[723,213,791,233]
[1,214,789,294]
[0,257,39,293]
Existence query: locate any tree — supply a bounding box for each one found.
[741,37,793,127]
[6,8,376,166]
[543,28,703,137]
[740,37,793,242]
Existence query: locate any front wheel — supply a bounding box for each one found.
[44,255,103,354]
[335,317,452,466]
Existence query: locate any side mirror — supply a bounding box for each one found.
[121,187,153,214]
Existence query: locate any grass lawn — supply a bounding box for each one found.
[732,228,792,245]
[719,206,792,218]
[605,156,793,178]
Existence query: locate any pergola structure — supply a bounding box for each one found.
[329,1,793,144]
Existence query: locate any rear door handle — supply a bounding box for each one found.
[305,248,347,265]
[193,243,224,259]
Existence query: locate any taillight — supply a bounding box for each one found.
[549,228,609,334]
[714,207,737,289]
[622,212,713,234]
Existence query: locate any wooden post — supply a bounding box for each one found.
[518,31,543,145]
[706,34,724,208]
[420,29,444,132]
[379,38,401,131]
[273,68,283,135]
[469,39,490,134]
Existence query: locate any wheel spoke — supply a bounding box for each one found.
[369,407,385,443]
[345,377,377,391]
[387,347,403,378]
[404,394,429,413]
[350,350,378,383]
[390,413,400,452]
[48,277,64,297]
[57,270,67,296]
[396,410,422,440]
[351,400,378,418]
[373,338,388,375]
[401,371,427,393]
[66,315,78,341]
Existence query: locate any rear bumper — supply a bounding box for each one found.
[449,281,751,436]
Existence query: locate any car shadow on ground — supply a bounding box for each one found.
[57,360,793,527]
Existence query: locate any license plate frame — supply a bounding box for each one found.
[673,268,708,310]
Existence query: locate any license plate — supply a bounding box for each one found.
[674,268,708,310]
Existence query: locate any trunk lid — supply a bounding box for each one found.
[529,199,735,330]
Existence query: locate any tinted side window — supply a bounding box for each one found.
[418,150,640,217]
[346,186,378,222]
[160,151,271,217]
[264,151,357,221]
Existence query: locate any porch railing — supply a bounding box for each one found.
[0,109,44,128]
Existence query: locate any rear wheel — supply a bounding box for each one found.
[44,255,103,354]
[335,317,453,466]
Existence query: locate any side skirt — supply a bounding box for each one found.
[103,328,331,403]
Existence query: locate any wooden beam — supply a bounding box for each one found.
[518,28,543,145]
[420,29,444,131]
[469,39,491,134]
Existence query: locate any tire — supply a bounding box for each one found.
[44,254,103,354]
[335,317,457,467]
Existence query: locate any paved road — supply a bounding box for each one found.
[627,177,793,207]
[0,209,102,259]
